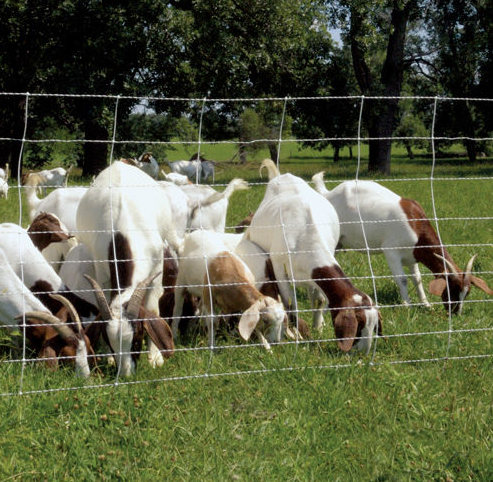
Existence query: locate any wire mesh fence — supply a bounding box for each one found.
[0,93,491,396]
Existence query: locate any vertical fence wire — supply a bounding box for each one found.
[276,96,289,171]
[0,93,491,396]
[429,97,454,359]
[17,93,30,395]
[107,95,125,384]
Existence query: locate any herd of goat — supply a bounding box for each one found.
[0,152,491,379]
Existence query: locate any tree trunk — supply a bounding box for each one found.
[333,142,340,163]
[5,97,28,180]
[349,145,353,159]
[404,142,414,159]
[82,117,109,177]
[350,2,413,174]
[268,142,278,164]
[455,101,476,163]
[238,143,247,164]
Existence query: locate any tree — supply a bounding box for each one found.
[418,0,490,162]
[335,0,421,173]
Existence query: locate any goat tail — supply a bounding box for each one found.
[259,158,280,180]
[311,171,329,196]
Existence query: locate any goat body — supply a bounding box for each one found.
[246,164,380,353]
[312,173,493,313]
[172,230,285,348]
[76,161,178,375]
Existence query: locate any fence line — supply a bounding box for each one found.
[0,93,491,395]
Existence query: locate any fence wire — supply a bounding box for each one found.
[0,93,491,396]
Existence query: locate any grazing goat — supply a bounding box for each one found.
[312,172,493,314]
[0,247,95,377]
[0,223,99,322]
[172,230,286,349]
[245,160,381,353]
[76,161,179,375]
[166,159,203,183]
[24,166,71,196]
[25,178,88,233]
[189,154,216,183]
[0,163,9,199]
[27,212,78,274]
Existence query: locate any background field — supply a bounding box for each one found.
[0,144,492,481]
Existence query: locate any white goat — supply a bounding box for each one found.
[0,223,99,322]
[76,161,179,376]
[161,170,191,186]
[25,166,71,196]
[180,178,249,232]
[25,179,88,233]
[312,172,493,314]
[0,246,94,378]
[172,230,286,349]
[58,243,97,307]
[27,212,79,274]
[166,159,202,183]
[245,160,381,353]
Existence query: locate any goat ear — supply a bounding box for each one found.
[429,278,447,296]
[238,300,262,341]
[143,318,174,359]
[333,310,358,352]
[470,276,493,295]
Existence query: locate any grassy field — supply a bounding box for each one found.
[0,144,492,481]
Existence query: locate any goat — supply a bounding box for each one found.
[180,178,249,232]
[27,212,79,274]
[0,223,99,322]
[245,160,381,353]
[312,172,493,314]
[121,153,160,179]
[0,247,95,377]
[76,161,179,375]
[189,153,216,183]
[172,230,285,349]
[0,163,9,199]
[161,170,191,185]
[24,167,70,196]
[24,177,88,233]
[166,159,202,183]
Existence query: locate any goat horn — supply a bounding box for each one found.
[127,272,162,321]
[464,253,478,284]
[50,293,83,334]
[434,253,460,278]
[16,311,75,340]
[83,275,113,321]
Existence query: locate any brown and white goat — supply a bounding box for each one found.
[246,161,381,353]
[172,230,286,349]
[312,173,493,314]
[27,212,78,274]
[76,161,180,375]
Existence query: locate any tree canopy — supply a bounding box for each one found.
[0,0,490,175]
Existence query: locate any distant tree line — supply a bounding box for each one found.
[0,0,490,177]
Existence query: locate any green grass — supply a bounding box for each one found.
[0,145,492,481]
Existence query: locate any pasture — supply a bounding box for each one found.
[0,144,492,481]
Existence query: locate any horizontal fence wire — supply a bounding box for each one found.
[0,92,491,396]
